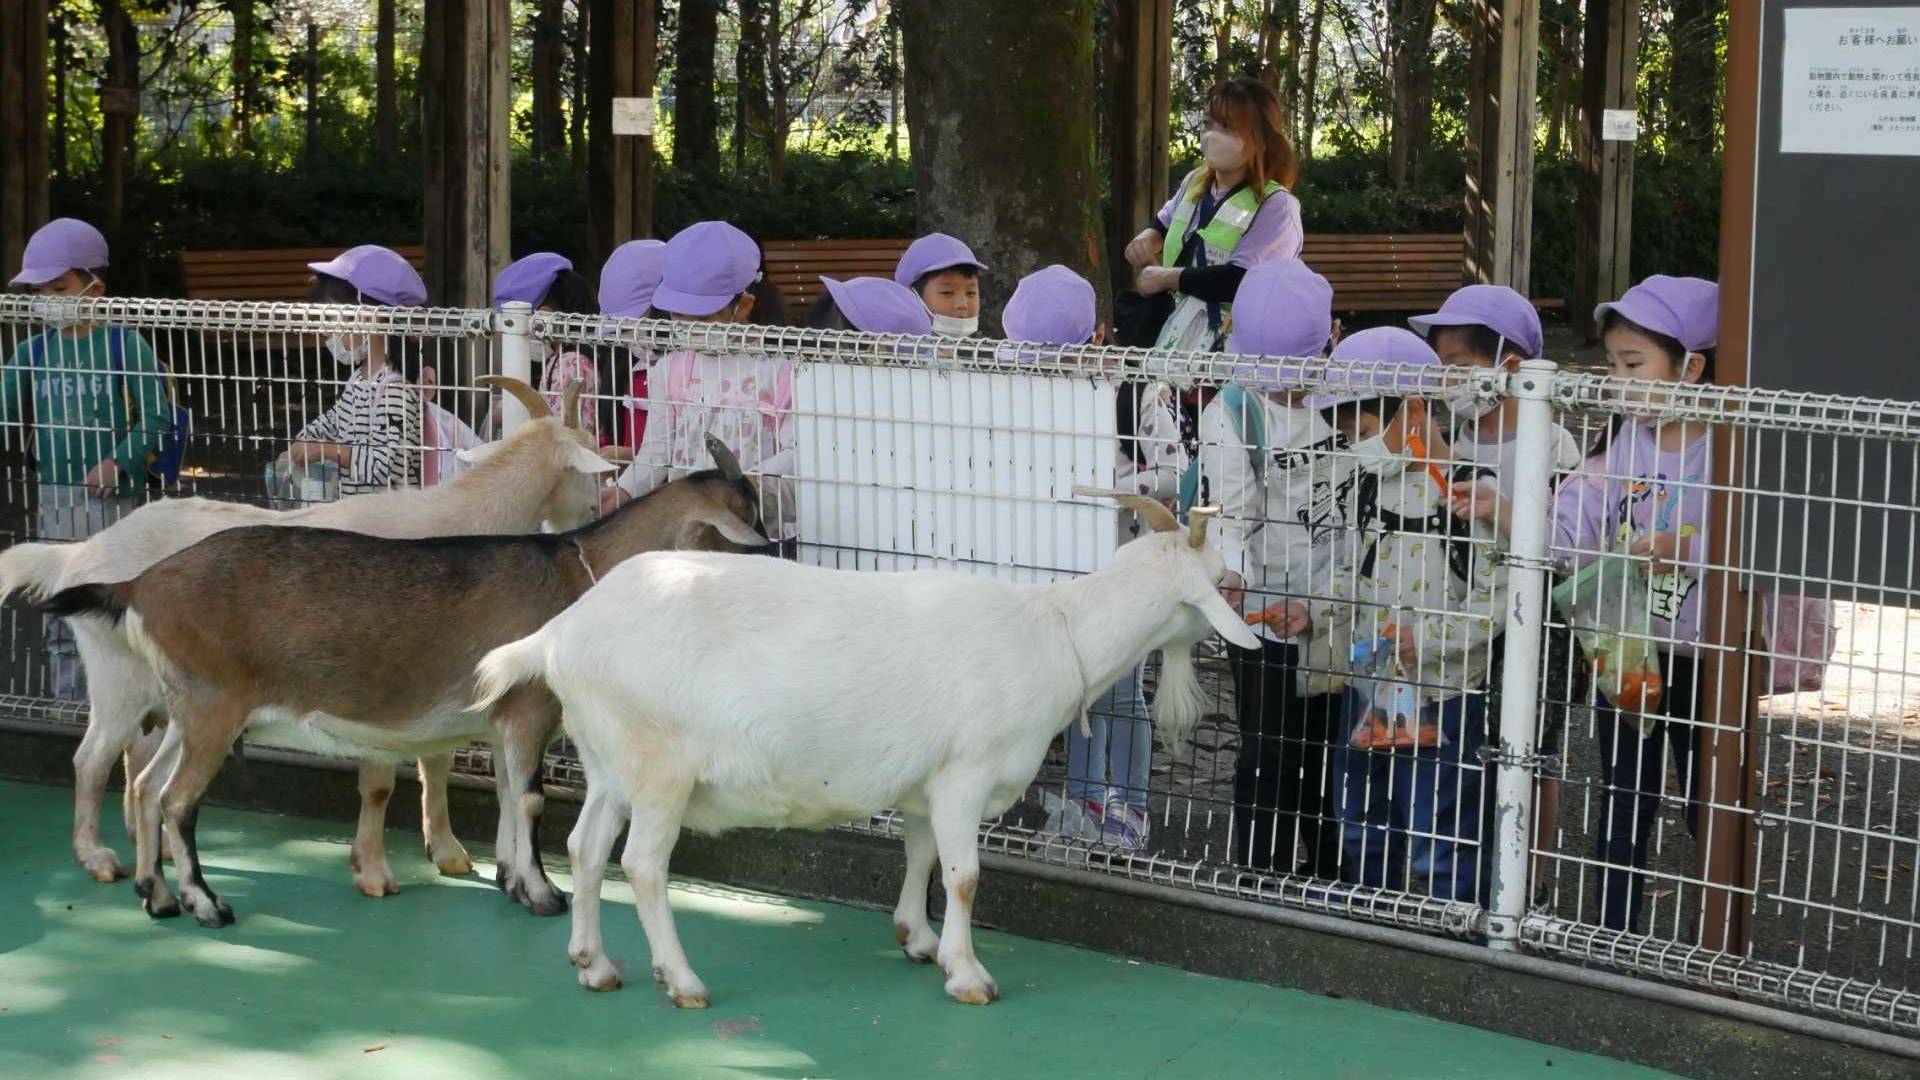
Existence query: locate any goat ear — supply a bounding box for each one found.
[1191,590,1261,650]
[568,444,618,475]
[456,440,504,466]
[692,507,770,549]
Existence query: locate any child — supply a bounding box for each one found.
[2,218,170,700]
[1001,265,1175,849]
[599,238,668,452]
[894,233,986,336]
[815,276,934,336]
[605,220,792,540]
[494,252,623,448]
[1547,275,1719,933]
[282,244,428,495]
[1296,326,1508,902]
[1194,258,1349,877]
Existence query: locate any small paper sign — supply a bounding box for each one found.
[1602,109,1639,142]
[612,97,656,137]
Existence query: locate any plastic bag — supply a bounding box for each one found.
[1551,553,1665,730]
[1346,624,1443,749]
[1761,591,1834,694]
[263,459,340,509]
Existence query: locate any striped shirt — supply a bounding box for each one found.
[294,368,422,494]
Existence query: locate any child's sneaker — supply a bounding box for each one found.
[1039,792,1105,843]
[1101,802,1151,850]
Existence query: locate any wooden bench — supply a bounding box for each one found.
[179,245,428,301]
[760,238,913,323]
[1301,233,1466,313]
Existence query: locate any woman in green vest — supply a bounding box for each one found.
[1123,78,1303,353]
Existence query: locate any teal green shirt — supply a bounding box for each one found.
[0,325,169,493]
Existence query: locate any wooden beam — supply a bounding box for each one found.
[421,0,511,311]
[1462,0,1539,292]
[1104,0,1172,297]
[589,0,658,271]
[0,0,50,283]
[1572,0,1638,340]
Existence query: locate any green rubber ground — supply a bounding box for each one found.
[0,779,1680,1079]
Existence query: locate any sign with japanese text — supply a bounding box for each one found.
[1781,7,1920,155]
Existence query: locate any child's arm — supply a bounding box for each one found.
[103,332,170,491]
[609,389,672,506]
[1194,399,1259,599]
[1130,382,1187,502]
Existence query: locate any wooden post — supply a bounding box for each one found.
[1572,0,1637,340]
[1105,0,1173,298]
[304,21,320,170]
[421,0,511,310]
[0,0,49,285]
[1462,0,1539,291]
[588,0,658,272]
[376,0,397,157]
[1693,0,1763,959]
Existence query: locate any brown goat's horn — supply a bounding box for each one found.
[1070,486,1178,534]
[1187,505,1219,548]
[704,433,746,482]
[561,378,584,429]
[478,375,552,420]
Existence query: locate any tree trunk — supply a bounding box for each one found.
[735,0,770,174]
[304,21,320,169]
[899,0,1107,333]
[766,0,788,188]
[1666,0,1718,153]
[50,7,67,177]
[671,0,721,171]
[3,0,52,287]
[1299,0,1324,160]
[589,0,656,265]
[1543,15,1572,159]
[887,8,901,160]
[375,0,397,156]
[569,0,589,174]
[532,0,567,156]
[100,0,137,234]
[1213,2,1233,82]
[1386,0,1440,189]
[228,0,254,149]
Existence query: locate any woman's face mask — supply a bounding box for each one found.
[1200,129,1247,172]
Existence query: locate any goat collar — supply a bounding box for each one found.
[1054,604,1096,739]
[571,538,598,586]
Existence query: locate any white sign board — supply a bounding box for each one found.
[1601,109,1639,141]
[611,97,656,137]
[793,365,1118,583]
[1780,8,1920,156]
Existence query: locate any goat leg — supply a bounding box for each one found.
[350,761,401,897]
[891,811,941,963]
[566,778,630,991]
[417,753,473,875]
[929,782,999,1005]
[129,722,182,919]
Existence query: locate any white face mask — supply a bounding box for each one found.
[31,296,83,330]
[325,334,369,368]
[1200,130,1246,172]
[1350,432,1407,477]
[1438,387,1498,424]
[928,311,978,337]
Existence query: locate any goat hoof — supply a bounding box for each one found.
[670,990,711,1010]
[895,922,939,963]
[944,970,1000,1005]
[78,848,128,882]
[194,903,236,929]
[577,957,623,992]
[143,896,181,920]
[433,853,475,876]
[524,890,568,918]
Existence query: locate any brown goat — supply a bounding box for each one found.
[43,436,768,927]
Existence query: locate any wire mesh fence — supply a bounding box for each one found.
[1,296,1915,1038]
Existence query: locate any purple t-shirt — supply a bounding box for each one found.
[1155,170,1304,268]
[1550,421,1714,649]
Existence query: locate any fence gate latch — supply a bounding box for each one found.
[1477,742,1562,778]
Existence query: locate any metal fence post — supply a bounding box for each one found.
[1485,358,1560,951]
[496,299,534,436]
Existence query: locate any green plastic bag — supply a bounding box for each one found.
[1551,552,1666,732]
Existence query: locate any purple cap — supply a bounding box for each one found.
[822,276,933,336]
[1224,259,1334,386]
[1407,284,1543,359]
[306,244,428,307]
[1304,326,1442,409]
[599,239,668,317]
[1594,275,1720,353]
[11,218,109,286]
[1002,265,1096,346]
[895,232,989,288]
[654,221,761,318]
[493,252,573,310]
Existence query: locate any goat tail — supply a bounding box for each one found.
[38,582,132,624]
[0,542,73,604]
[471,632,547,714]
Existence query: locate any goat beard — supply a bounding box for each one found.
[1152,644,1207,761]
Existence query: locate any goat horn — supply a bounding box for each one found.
[478,375,552,420]
[561,378,584,429]
[704,433,746,482]
[1187,505,1219,548]
[1070,485,1178,534]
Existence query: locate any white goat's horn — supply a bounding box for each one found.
[1187,506,1219,549]
[1071,485,1178,534]
[478,375,552,420]
[561,378,584,430]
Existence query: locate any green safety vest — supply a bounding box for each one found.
[1161,171,1288,274]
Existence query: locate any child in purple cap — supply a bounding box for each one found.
[895,233,986,336]
[1193,258,1347,878]
[607,221,793,539]
[811,276,934,336]
[1284,326,1507,902]
[3,217,173,700]
[281,244,429,495]
[599,239,668,453]
[493,253,622,450]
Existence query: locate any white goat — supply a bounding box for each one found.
[0,378,612,892]
[470,489,1258,1007]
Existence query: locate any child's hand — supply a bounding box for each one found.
[1393,621,1420,666]
[597,486,626,518]
[1219,570,1246,611]
[1447,479,1510,532]
[1245,601,1310,637]
[82,458,120,497]
[1630,530,1681,573]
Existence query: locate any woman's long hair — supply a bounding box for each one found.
[1189,78,1299,205]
